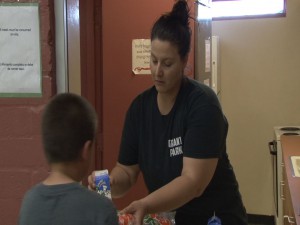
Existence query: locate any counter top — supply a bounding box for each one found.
[281,135,300,225]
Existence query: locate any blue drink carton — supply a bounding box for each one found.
[95,169,112,199]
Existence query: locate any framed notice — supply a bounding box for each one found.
[0,3,42,97]
[205,39,211,73]
[132,39,151,75]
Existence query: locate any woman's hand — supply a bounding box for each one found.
[121,199,148,225]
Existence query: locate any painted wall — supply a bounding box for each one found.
[2,1,299,223]
[212,0,300,216]
[0,1,55,225]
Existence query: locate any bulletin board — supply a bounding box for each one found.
[0,3,42,97]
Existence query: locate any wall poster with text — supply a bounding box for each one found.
[0,3,42,97]
[132,39,151,75]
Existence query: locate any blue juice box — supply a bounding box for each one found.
[95,169,112,199]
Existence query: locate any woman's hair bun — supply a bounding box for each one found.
[170,0,190,27]
[151,0,191,59]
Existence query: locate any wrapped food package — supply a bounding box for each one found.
[118,213,134,225]
[118,212,175,225]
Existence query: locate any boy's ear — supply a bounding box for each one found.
[183,55,189,66]
[81,140,92,160]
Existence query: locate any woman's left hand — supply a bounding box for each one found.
[121,200,148,225]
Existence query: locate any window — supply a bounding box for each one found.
[212,0,286,20]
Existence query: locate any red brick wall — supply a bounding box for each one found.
[0,1,55,224]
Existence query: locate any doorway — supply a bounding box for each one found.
[71,0,150,209]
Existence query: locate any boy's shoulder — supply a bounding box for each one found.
[24,182,114,207]
[19,183,118,225]
[22,183,117,215]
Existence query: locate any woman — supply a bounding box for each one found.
[89,1,248,224]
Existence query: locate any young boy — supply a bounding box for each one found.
[19,93,118,225]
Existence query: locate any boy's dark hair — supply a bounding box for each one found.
[42,93,97,163]
[151,0,191,59]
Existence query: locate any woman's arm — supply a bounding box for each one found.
[122,157,218,224]
[110,163,140,198]
[87,162,140,199]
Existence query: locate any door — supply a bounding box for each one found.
[78,0,103,184]
[194,0,212,85]
[76,0,148,206]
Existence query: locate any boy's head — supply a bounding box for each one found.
[42,93,97,164]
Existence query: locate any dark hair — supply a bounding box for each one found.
[42,93,97,163]
[151,0,191,59]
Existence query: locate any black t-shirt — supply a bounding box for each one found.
[118,77,243,215]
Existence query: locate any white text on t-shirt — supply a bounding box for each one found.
[168,137,183,157]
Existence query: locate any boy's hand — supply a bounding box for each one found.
[87,171,96,190]
[88,171,114,191]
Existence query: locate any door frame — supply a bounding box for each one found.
[79,0,103,174]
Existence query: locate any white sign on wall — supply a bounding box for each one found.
[205,39,211,73]
[0,3,42,97]
[132,39,151,75]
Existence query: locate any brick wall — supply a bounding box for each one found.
[0,1,55,224]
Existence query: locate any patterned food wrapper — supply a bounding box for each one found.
[118,213,135,225]
[118,212,175,225]
[95,169,111,199]
[144,214,172,225]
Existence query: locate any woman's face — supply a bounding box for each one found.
[150,39,187,95]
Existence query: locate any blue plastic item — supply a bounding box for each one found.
[207,213,222,225]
